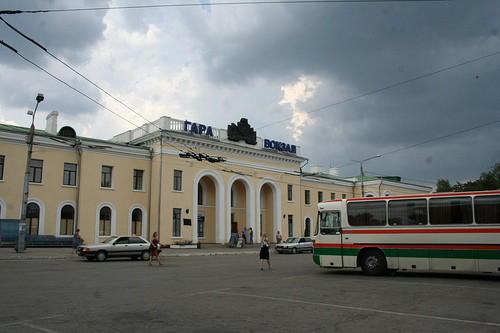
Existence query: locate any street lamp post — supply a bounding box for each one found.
[351,154,381,198]
[17,93,44,253]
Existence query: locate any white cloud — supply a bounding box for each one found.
[279,76,320,141]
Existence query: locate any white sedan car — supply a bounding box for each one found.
[76,236,151,262]
[275,237,313,254]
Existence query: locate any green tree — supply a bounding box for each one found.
[436,162,500,192]
[436,179,452,192]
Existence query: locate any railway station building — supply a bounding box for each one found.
[0,112,432,245]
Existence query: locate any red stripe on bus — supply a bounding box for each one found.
[343,228,500,234]
[314,243,500,250]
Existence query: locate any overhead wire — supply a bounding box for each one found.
[0,0,453,16]
[0,1,496,183]
[0,17,213,158]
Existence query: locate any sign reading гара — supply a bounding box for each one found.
[184,120,214,137]
[264,139,297,154]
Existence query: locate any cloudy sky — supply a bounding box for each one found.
[1,0,499,188]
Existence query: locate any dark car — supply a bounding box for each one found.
[275,237,313,254]
[76,236,151,262]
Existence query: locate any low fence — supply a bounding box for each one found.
[0,219,83,247]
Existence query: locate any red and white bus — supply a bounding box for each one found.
[313,190,500,275]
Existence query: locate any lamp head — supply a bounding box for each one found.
[36,93,44,103]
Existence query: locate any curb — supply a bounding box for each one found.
[0,251,260,261]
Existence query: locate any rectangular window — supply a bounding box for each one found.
[429,197,472,225]
[0,155,4,180]
[173,170,182,191]
[474,195,500,224]
[133,169,144,190]
[287,184,293,201]
[388,199,428,226]
[101,166,113,188]
[348,201,386,226]
[30,159,43,183]
[173,208,181,237]
[63,163,77,186]
[305,190,310,205]
[288,215,293,237]
[342,194,347,199]
[330,193,336,200]
[318,191,324,203]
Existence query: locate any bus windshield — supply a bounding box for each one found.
[319,211,341,235]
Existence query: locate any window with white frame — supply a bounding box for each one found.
[173,208,181,237]
[173,170,182,191]
[131,208,143,236]
[30,159,43,183]
[133,169,144,190]
[99,206,112,236]
[63,163,77,186]
[305,190,310,205]
[60,205,75,235]
[101,166,113,188]
[288,215,293,237]
[287,184,293,201]
[0,155,4,180]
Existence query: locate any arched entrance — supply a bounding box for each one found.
[193,170,224,243]
[227,175,255,244]
[257,179,281,242]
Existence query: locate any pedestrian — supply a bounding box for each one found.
[259,232,272,270]
[242,227,247,244]
[249,227,254,244]
[72,228,81,253]
[148,231,165,266]
[276,231,282,244]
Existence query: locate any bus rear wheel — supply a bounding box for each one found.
[360,250,387,276]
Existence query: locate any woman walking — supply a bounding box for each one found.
[259,232,272,270]
[148,231,165,266]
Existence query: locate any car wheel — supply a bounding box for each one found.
[86,257,95,261]
[291,247,298,254]
[360,249,387,276]
[141,250,150,261]
[95,251,107,262]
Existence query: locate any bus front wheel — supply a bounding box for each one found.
[360,250,387,276]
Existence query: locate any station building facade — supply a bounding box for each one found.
[0,112,432,245]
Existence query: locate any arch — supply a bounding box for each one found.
[128,204,147,237]
[192,170,224,243]
[20,198,45,235]
[56,200,76,237]
[227,175,255,244]
[95,202,117,243]
[256,178,281,241]
[304,214,314,237]
[0,197,6,219]
[364,190,377,197]
[383,190,393,196]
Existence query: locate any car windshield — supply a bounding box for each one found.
[102,236,118,244]
[284,238,299,243]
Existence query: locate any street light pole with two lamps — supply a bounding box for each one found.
[17,93,44,253]
[351,154,381,198]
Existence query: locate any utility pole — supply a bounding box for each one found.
[351,154,380,198]
[17,93,44,253]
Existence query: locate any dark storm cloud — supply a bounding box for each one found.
[1,0,499,186]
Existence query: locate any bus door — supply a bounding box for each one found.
[340,229,356,268]
[317,211,345,268]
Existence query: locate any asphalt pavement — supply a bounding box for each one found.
[0,243,262,260]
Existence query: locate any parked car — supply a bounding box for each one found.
[76,236,151,262]
[275,237,313,254]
